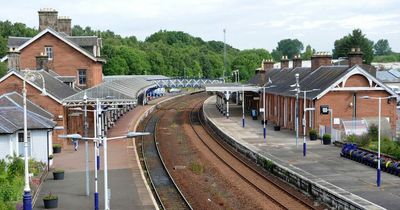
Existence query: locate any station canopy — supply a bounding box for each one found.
[205,83,260,93]
[63,77,157,107]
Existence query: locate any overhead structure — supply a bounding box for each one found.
[205,83,260,119]
[63,77,157,107]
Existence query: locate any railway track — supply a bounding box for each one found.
[139,97,192,210]
[188,98,322,210]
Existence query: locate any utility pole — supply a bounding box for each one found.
[223,28,227,83]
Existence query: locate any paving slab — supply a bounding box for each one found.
[32,95,176,210]
[204,96,400,210]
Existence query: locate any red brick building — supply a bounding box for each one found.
[0,70,77,145]
[2,8,105,89]
[249,49,397,138]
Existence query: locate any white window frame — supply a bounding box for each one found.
[17,131,31,157]
[45,46,53,60]
[78,69,87,86]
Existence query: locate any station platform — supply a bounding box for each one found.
[203,96,400,210]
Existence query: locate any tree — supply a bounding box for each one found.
[272,39,304,60]
[332,29,374,64]
[374,39,392,56]
[302,45,314,60]
[231,49,271,82]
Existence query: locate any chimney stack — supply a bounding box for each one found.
[348,47,363,67]
[280,56,289,69]
[36,52,49,71]
[7,48,20,70]
[57,16,72,35]
[38,8,58,31]
[293,54,302,68]
[262,59,275,71]
[311,52,332,71]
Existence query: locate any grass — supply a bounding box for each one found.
[190,162,204,175]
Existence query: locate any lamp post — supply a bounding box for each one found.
[59,131,150,210]
[22,71,47,210]
[360,95,396,187]
[294,73,300,148]
[242,85,245,127]
[83,92,90,197]
[233,69,239,104]
[301,89,319,157]
[262,82,275,143]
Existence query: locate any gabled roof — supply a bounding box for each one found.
[5,28,105,63]
[0,70,78,104]
[249,65,396,100]
[8,37,31,47]
[0,92,54,119]
[0,93,56,134]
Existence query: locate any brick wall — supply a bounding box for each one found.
[19,33,103,88]
[259,74,397,136]
[0,75,67,145]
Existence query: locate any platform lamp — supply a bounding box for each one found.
[262,78,275,143]
[301,89,319,157]
[22,70,47,210]
[360,95,396,187]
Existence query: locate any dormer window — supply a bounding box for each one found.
[45,46,53,60]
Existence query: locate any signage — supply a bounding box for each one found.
[320,105,329,115]
[334,118,340,125]
[259,108,265,113]
[253,97,260,100]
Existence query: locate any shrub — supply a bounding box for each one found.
[43,192,58,200]
[346,134,357,143]
[53,169,64,173]
[309,129,317,136]
[323,133,331,140]
[52,144,61,149]
[368,124,378,141]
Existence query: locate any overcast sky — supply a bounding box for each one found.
[1,0,399,52]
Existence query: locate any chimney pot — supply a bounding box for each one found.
[311,51,332,71]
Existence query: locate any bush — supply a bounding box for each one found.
[368,124,378,141]
[53,169,64,173]
[52,144,61,149]
[43,192,58,200]
[323,133,331,140]
[309,129,317,136]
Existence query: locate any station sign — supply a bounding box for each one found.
[320,105,330,115]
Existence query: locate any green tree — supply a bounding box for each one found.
[272,39,304,60]
[332,29,374,64]
[374,39,392,56]
[302,45,314,60]
[232,49,271,82]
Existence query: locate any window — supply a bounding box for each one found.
[18,132,31,157]
[45,46,53,60]
[78,69,87,85]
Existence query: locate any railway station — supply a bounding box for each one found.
[2,6,400,210]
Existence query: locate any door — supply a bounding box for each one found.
[18,132,31,157]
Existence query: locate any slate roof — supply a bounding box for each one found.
[2,92,54,119]
[249,66,361,99]
[8,33,100,50]
[8,37,31,47]
[0,93,56,134]
[4,28,105,62]
[15,70,78,101]
[377,69,400,83]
